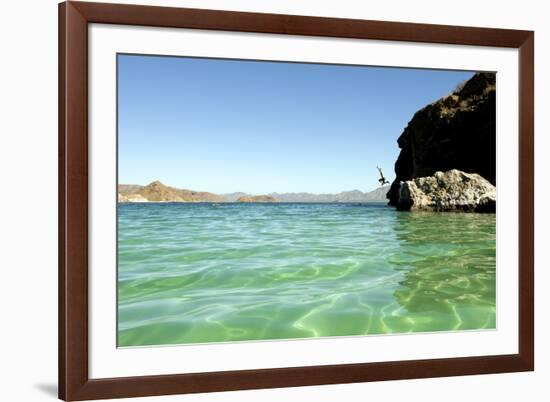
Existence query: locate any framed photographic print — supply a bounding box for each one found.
[59,1,534,400]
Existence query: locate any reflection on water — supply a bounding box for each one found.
[117,203,495,347]
[392,213,496,331]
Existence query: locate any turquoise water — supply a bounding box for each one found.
[117,203,496,347]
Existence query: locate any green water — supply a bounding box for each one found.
[117,203,496,347]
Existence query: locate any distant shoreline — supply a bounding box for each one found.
[118,181,390,203]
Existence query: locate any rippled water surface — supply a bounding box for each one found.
[118,203,496,347]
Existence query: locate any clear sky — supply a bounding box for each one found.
[118,54,473,194]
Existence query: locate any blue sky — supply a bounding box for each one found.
[118,54,473,194]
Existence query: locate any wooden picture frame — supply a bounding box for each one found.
[59,1,534,400]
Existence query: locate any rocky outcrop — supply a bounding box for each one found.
[237,195,277,203]
[137,181,185,202]
[395,170,496,212]
[387,72,496,206]
[118,181,226,202]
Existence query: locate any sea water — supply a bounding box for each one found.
[117,203,496,347]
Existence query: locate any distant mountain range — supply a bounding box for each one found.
[224,187,389,202]
[276,187,389,203]
[119,181,390,203]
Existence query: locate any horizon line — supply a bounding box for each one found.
[117,180,390,195]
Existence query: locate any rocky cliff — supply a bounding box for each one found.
[387,72,496,206]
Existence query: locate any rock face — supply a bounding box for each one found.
[387,72,496,206]
[237,195,277,203]
[118,181,226,202]
[396,170,496,212]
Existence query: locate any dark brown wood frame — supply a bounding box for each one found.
[59,1,534,400]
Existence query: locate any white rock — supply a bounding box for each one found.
[396,169,496,212]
